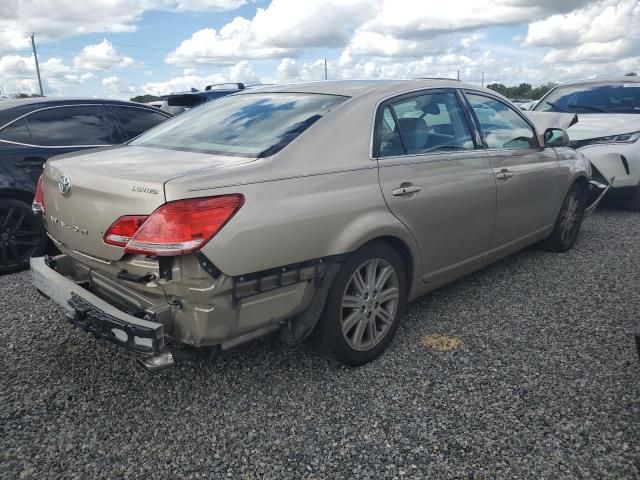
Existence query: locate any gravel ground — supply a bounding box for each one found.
[1,208,639,479]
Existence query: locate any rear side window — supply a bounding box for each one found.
[132,93,347,157]
[377,91,474,157]
[0,118,32,144]
[111,106,168,140]
[27,105,118,146]
[465,93,537,149]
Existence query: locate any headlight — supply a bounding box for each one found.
[580,131,640,146]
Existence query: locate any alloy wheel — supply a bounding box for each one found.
[340,258,400,351]
[559,192,580,244]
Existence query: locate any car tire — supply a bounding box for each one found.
[541,182,586,253]
[0,198,47,275]
[313,241,407,366]
[622,186,640,210]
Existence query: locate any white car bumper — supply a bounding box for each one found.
[578,142,640,189]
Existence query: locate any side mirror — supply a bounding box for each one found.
[544,128,569,147]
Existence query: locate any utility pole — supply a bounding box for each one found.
[481,71,485,86]
[324,58,328,80]
[30,33,44,96]
[457,69,460,80]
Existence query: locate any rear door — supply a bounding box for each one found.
[107,105,170,141]
[376,89,496,284]
[463,92,565,255]
[0,118,43,190]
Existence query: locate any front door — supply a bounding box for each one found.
[464,92,565,255]
[376,89,496,285]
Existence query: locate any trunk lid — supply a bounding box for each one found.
[43,145,256,261]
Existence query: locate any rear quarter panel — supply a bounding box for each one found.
[195,168,421,279]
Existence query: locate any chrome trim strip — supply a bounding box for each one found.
[71,249,113,265]
[0,138,112,148]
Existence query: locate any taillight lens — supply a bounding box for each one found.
[32,174,45,215]
[104,215,149,247]
[103,195,244,256]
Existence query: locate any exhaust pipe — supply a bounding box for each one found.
[136,347,216,372]
[138,351,175,372]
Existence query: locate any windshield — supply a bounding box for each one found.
[534,82,640,114]
[132,93,347,157]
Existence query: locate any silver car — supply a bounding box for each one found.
[31,79,592,370]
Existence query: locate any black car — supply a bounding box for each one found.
[0,98,171,274]
[160,83,252,115]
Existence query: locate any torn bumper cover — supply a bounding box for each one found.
[31,256,165,354]
[585,176,614,216]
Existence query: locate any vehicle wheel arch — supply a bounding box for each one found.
[574,175,589,195]
[0,188,36,205]
[357,235,415,289]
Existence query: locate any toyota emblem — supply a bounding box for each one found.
[58,175,71,195]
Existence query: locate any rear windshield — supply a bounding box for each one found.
[131,93,347,157]
[534,82,640,114]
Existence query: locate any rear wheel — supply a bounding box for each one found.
[313,242,407,366]
[541,183,586,253]
[0,198,46,275]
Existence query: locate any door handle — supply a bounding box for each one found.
[495,169,513,180]
[392,185,421,196]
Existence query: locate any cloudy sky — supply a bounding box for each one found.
[1,0,638,99]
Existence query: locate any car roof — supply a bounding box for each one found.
[244,79,476,99]
[0,97,168,128]
[0,97,153,111]
[557,77,640,87]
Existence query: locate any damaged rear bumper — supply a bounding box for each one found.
[31,256,165,354]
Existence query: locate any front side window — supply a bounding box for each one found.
[0,118,32,144]
[377,91,474,158]
[466,93,537,150]
[27,106,118,146]
[132,93,347,157]
[534,82,640,114]
[110,106,169,140]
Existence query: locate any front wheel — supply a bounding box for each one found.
[541,183,586,253]
[0,198,47,275]
[313,242,407,366]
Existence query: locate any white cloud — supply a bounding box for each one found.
[363,0,594,39]
[141,60,260,95]
[173,0,246,10]
[0,0,247,54]
[166,0,378,65]
[102,74,138,98]
[0,55,35,79]
[524,0,640,63]
[73,39,134,71]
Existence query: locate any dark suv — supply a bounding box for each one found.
[0,98,171,274]
[160,83,251,115]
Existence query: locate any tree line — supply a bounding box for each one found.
[486,82,557,100]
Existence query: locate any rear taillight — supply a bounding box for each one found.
[104,215,149,247]
[32,174,45,215]
[103,195,244,256]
